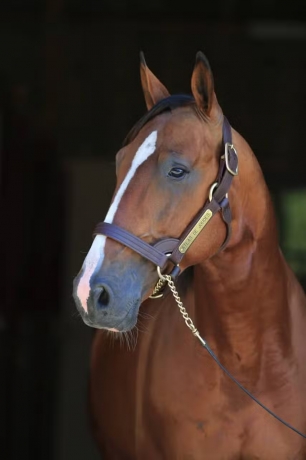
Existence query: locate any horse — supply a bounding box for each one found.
[73,51,306,459]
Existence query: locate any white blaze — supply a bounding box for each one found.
[76,130,158,312]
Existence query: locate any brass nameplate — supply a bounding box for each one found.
[179,209,213,254]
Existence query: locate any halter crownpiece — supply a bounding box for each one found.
[94,116,238,276]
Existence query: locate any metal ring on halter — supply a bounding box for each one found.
[209,182,218,202]
[156,252,172,281]
[150,254,179,299]
[157,265,168,281]
[157,263,180,281]
[209,182,228,202]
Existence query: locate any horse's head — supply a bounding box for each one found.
[73,52,232,331]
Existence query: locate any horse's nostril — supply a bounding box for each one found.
[97,286,110,308]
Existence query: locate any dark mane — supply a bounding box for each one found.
[123,94,195,146]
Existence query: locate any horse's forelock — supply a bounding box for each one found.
[123,94,196,147]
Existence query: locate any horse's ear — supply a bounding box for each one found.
[191,51,219,119]
[140,52,170,110]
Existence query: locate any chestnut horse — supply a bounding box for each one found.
[73,52,306,459]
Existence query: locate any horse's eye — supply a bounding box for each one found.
[168,167,188,179]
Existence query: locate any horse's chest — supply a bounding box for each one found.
[142,356,305,459]
[90,332,305,460]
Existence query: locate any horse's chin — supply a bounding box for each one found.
[81,308,138,332]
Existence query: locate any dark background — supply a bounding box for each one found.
[1,1,306,459]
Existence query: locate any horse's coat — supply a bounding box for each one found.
[73,52,306,459]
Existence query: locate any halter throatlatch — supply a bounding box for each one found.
[94,116,238,277]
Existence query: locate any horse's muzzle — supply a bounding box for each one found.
[73,270,143,331]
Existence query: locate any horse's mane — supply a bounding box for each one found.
[123,94,195,147]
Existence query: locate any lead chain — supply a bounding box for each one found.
[161,274,199,336]
[149,277,167,298]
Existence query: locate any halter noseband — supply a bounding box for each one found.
[93,116,238,278]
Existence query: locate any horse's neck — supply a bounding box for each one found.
[193,133,295,374]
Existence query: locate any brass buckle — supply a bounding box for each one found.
[224,143,238,176]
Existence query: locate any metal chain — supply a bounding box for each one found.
[160,274,199,336]
[149,277,167,298]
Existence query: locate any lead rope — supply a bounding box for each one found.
[155,271,306,440]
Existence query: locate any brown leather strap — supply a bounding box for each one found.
[170,117,237,264]
[94,222,178,270]
[93,116,238,274]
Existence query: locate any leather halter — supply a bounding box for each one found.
[94,117,238,277]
